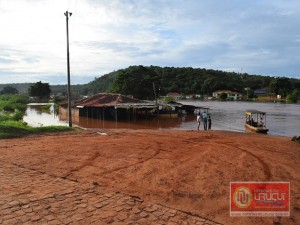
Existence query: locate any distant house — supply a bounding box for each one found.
[166,92,182,100]
[185,94,195,99]
[254,89,267,96]
[212,90,242,100]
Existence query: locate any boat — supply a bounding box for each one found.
[245,110,269,133]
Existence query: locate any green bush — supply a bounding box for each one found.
[287,90,299,103]
[12,111,24,121]
[0,101,14,111]
[0,95,29,111]
[14,103,27,112]
[0,112,25,122]
[0,114,12,122]
[0,95,28,123]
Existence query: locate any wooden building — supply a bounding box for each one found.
[59,93,199,123]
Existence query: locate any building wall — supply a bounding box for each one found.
[59,106,79,124]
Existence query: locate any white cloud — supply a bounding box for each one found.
[0,0,300,84]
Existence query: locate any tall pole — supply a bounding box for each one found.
[153,82,157,104]
[64,11,72,127]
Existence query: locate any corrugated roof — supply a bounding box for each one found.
[74,93,145,107]
[245,110,266,115]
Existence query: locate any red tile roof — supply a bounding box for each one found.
[74,93,145,107]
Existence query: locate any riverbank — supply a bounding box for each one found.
[0,129,299,225]
[0,122,73,139]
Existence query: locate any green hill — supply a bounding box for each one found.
[1,66,300,101]
[0,83,34,94]
[109,66,300,100]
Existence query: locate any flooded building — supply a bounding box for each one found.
[59,93,157,122]
[59,93,199,126]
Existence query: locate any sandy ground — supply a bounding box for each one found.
[0,129,299,225]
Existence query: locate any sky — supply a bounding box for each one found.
[0,0,300,85]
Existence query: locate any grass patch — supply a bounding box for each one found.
[0,121,74,139]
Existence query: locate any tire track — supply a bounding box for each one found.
[66,152,100,177]
[65,142,162,178]
[226,144,271,180]
[99,148,161,176]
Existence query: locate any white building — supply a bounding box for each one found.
[212,90,242,100]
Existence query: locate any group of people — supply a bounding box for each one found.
[246,115,264,127]
[197,112,211,130]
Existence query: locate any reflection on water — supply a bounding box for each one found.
[76,116,193,129]
[24,102,300,137]
[23,103,67,127]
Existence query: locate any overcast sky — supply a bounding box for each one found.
[0,0,300,84]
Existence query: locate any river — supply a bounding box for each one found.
[176,101,300,137]
[23,101,300,137]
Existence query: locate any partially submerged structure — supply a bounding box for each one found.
[59,93,199,122]
[60,93,156,121]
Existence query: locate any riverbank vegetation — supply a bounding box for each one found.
[0,94,72,139]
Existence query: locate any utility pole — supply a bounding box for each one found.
[153,82,157,104]
[64,11,72,127]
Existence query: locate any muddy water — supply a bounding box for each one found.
[23,103,67,127]
[78,116,195,129]
[178,101,300,137]
[24,102,300,137]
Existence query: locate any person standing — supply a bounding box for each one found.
[202,111,208,130]
[197,112,201,130]
[208,115,212,130]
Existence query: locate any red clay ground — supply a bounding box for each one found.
[0,129,299,225]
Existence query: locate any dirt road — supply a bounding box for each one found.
[0,129,299,225]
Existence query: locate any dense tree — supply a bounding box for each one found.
[29,81,51,99]
[287,89,299,103]
[111,66,159,100]
[269,78,292,97]
[88,71,118,95]
[108,66,300,100]
[0,86,19,94]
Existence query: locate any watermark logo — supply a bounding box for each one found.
[230,182,290,217]
[233,186,252,208]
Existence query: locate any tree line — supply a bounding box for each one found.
[1,66,300,102]
[110,66,300,101]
